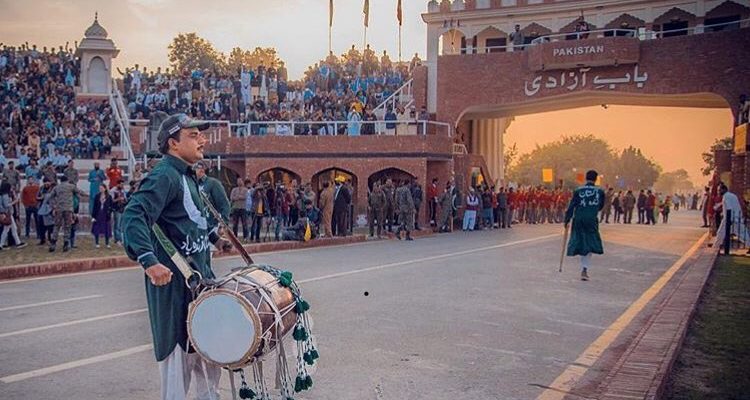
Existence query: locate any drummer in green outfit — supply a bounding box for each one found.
[564,170,606,281]
[122,113,230,400]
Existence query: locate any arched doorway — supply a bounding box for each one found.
[367,168,416,190]
[312,167,358,199]
[440,28,467,55]
[206,162,241,195]
[88,56,108,93]
[257,168,301,188]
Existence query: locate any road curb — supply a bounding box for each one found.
[0,235,367,281]
[594,241,718,400]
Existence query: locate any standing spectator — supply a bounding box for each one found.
[411,180,423,230]
[427,178,439,226]
[48,175,88,252]
[249,185,267,243]
[0,182,27,250]
[91,184,113,248]
[437,184,451,232]
[368,181,386,238]
[463,187,480,231]
[497,187,508,229]
[395,179,416,240]
[383,178,396,232]
[332,177,351,236]
[4,161,20,192]
[63,159,79,185]
[41,161,57,184]
[623,190,636,224]
[318,180,334,238]
[25,159,41,180]
[637,189,647,224]
[230,178,249,240]
[645,190,657,225]
[481,186,493,229]
[106,158,123,189]
[36,178,56,245]
[700,187,710,227]
[111,181,127,245]
[510,24,525,50]
[600,188,614,223]
[21,177,40,239]
[88,162,106,214]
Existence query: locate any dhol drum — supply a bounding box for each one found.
[187,266,298,369]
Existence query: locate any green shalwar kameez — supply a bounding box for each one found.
[565,183,605,257]
[122,155,221,362]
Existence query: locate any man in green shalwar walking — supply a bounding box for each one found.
[564,170,605,281]
[122,113,229,400]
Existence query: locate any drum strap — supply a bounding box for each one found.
[152,223,200,289]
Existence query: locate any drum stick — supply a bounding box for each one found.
[559,224,569,273]
[199,191,255,265]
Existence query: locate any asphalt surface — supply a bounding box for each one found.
[0,211,706,400]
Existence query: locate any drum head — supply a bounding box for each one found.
[188,290,261,367]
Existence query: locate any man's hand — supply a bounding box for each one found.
[145,264,173,286]
[215,238,233,253]
[564,222,569,229]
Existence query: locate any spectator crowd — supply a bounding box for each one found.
[121,46,423,136]
[1,44,120,164]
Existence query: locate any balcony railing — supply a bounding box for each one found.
[130,119,453,149]
[448,18,750,55]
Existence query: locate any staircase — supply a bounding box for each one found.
[109,80,136,176]
[374,78,414,114]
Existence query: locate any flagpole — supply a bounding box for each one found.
[398,25,402,63]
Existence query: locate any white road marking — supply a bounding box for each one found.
[545,318,607,330]
[0,309,147,339]
[298,234,560,284]
[0,233,561,384]
[0,239,378,285]
[0,295,103,312]
[0,344,153,384]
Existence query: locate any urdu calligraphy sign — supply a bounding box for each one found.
[523,65,649,97]
[527,37,640,72]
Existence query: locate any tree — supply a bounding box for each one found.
[615,146,661,189]
[167,33,225,72]
[504,142,518,172]
[654,169,695,194]
[226,47,282,72]
[701,136,732,176]
[508,135,617,187]
[507,135,661,190]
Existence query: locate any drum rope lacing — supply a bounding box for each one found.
[210,264,318,400]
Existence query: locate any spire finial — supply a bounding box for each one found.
[95,11,98,22]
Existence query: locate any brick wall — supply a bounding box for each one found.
[437,27,750,126]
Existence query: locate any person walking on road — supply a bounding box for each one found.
[564,170,605,281]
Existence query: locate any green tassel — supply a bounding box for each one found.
[279,271,294,287]
[293,325,308,341]
[304,375,313,390]
[294,376,304,393]
[303,351,314,365]
[295,299,310,314]
[310,349,319,360]
[239,387,255,399]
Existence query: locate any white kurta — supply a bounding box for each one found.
[713,191,749,247]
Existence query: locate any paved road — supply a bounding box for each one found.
[0,211,706,400]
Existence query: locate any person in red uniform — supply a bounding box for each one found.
[427,178,439,227]
[106,158,123,189]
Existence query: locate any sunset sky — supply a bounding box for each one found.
[0,0,733,185]
[506,105,733,186]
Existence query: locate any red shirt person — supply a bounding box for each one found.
[106,158,123,189]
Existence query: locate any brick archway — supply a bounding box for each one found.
[436,28,750,128]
